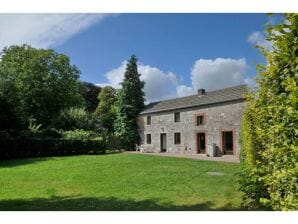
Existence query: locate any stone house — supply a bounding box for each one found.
[138,85,247,157]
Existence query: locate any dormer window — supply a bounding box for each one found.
[147,116,151,125]
[174,112,180,122]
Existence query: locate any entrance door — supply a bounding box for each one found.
[222,131,233,155]
[197,133,206,154]
[160,133,167,152]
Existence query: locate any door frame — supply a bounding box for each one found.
[196,131,207,154]
[219,129,236,155]
[160,133,167,152]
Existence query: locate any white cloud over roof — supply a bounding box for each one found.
[98,57,254,102]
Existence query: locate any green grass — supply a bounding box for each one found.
[0,153,243,210]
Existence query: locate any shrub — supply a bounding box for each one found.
[61,129,103,141]
[0,96,19,130]
[239,14,298,211]
[105,134,122,151]
[0,136,106,159]
[52,107,95,131]
[39,128,62,138]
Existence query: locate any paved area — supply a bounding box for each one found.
[125,151,240,163]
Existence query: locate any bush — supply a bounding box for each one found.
[61,129,103,141]
[39,128,62,138]
[51,107,96,131]
[239,14,298,211]
[105,134,122,151]
[0,96,19,130]
[0,128,108,159]
[0,136,106,159]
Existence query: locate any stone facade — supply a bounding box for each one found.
[138,100,246,157]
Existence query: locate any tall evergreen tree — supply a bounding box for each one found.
[115,55,145,150]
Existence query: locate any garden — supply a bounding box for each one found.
[0,153,242,211]
[0,45,141,160]
[0,13,297,211]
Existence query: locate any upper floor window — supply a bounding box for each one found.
[174,132,181,144]
[196,114,205,126]
[146,134,151,144]
[147,116,151,125]
[174,112,180,122]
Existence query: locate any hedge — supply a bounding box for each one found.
[0,137,106,159]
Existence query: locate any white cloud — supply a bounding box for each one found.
[99,57,254,101]
[247,31,273,51]
[97,61,179,102]
[176,58,249,97]
[244,77,257,89]
[0,14,109,50]
[176,85,195,97]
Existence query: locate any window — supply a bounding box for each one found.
[147,116,151,125]
[174,132,181,144]
[196,115,204,126]
[174,112,180,122]
[146,134,151,144]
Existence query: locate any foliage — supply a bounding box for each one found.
[0,133,106,159]
[38,128,62,139]
[80,82,101,112]
[0,68,20,130]
[0,96,19,130]
[52,107,96,131]
[240,14,298,210]
[28,118,42,134]
[114,55,145,150]
[105,134,122,151]
[61,129,102,141]
[94,86,117,133]
[0,44,84,128]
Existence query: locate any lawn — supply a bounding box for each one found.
[0,153,243,211]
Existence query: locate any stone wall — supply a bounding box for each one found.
[138,100,246,157]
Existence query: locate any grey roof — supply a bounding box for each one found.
[140,85,248,115]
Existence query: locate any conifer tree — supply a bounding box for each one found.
[115,55,145,150]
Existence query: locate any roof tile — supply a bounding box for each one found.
[140,85,248,114]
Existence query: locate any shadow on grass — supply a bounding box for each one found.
[0,152,124,168]
[0,157,51,168]
[0,196,246,211]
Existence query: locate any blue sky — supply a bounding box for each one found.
[0,13,271,102]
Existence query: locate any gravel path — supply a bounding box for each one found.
[125,151,240,163]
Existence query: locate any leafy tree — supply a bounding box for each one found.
[0,96,19,130]
[94,86,117,133]
[240,14,298,210]
[114,55,145,150]
[52,107,95,131]
[80,82,101,112]
[0,45,84,128]
[0,67,20,130]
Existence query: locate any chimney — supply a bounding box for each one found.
[197,89,205,96]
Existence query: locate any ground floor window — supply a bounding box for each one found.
[174,132,181,144]
[146,134,151,144]
[222,131,233,155]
